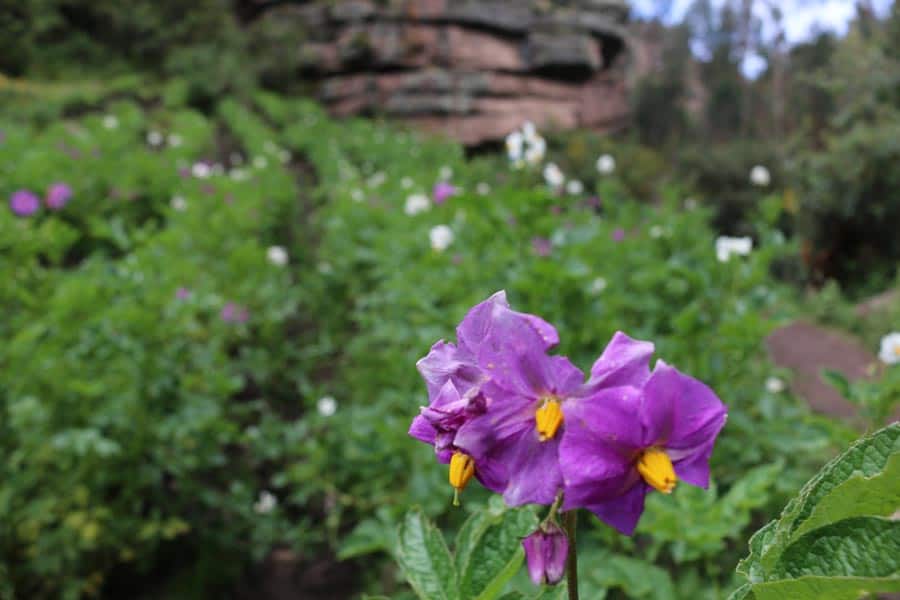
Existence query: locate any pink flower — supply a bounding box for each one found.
[175,287,191,300]
[45,183,73,210]
[532,237,553,257]
[612,228,625,242]
[432,182,457,205]
[221,302,249,323]
[10,190,40,216]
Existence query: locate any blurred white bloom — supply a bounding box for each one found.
[102,115,119,130]
[596,154,616,175]
[167,133,183,147]
[211,163,225,177]
[524,134,546,166]
[267,246,288,266]
[506,130,524,162]
[230,168,250,182]
[253,155,269,169]
[522,121,537,141]
[589,277,608,294]
[401,176,414,189]
[171,196,187,211]
[192,162,211,179]
[476,182,491,196]
[317,396,337,417]
[878,332,900,365]
[765,376,786,394]
[278,149,291,164]
[146,131,163,147]
[351,189,364,203]
[404,193,431,216]
[254,490,278,514]
[750,165,771,187]
[318,261,333,274]
[367,171,387,188]
[506,123,545,166]
[429,225,454,251]
[566,179,584,196]
[543,163,565,188]
[684,197,698,210]
[716,236,753,262]
[649,225,664,239]
[439,165,453,181]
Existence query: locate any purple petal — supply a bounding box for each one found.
[523,524,568,586]
[672,438,717,488]
[408,414,436,446]
[456,291,558,356]
[473,451,509,495]
[582,480,648,535]
[585,331,654,391]
[453,387,534,459]
[501,428,564,506]
[416,340,481,399]
[522,531,547,585]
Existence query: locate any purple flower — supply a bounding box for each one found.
[221,302,249,323]
[175,287,191,300]
[45,183,73,210]
[560,334,727,535]
[409,291,560,500]
[522,522,568,586]
[432,182,456,205]
[532,237,552,257]
[612,228,625,242]
[9,190,40,216]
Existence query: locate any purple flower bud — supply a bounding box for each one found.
[45,183,73,210]
[612,228,625,242]
[221,302,249,323]
[522,523,568,586]
[432,182,456,205]
[9,190,40,217]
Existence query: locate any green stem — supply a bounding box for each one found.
[564,510,579,600]
[543,491,564,526]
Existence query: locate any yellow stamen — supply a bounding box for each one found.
[893,344,900,356]
[535,398,563,442]
[637,448,677,494]
[449,452,475,506]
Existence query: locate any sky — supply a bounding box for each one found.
[631,0,894,76]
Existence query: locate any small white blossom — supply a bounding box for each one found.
[507,123,546,166]
[350,189,364,203]
[192,162,211,179]
[254,491,278,514]
[429,225,454,252]
[102,115,119,130]
[589,277,608,294]
[522,121,538,141]
[596,154,616,175]
[278,149,291,164]
[146,131,164,147]
[230,168,250,182]
[253,155,269,170]
[766,376,786,394]
[715,236,753,262]
[566,179,584,196]
[684,197,698,210]
[750,165,771,187]
[506,131,524,162]
[476,182,491,196]
[318,262,333,274]
[404,193,431,216]
[167,133,183,147]
[367,171,387,188]
[543,163,565,188]
[267,246,288,266]
[439,165,453,181]
[171,196,187,211]
[878,332,900,365]
[401,176,414,189]
[317,396,337,417]
[649,225,664,239]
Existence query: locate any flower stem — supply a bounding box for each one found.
[564,510,578,600]
[543,490,564,525]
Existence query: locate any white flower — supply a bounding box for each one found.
[401,177,414,189]
[367,171,387,188]
[267,246,288,266]
[684,197,698,210]
[146,131,163,147]
[543,163,565,188]
[596,154,616,175]
[506,131,524,162]
[439,165,453,181]
[167,133,183,148]
[524,135,546,165]
[317,396,337,417]
[278,149,291,164]
[192,162,211,179]
[649,225,664,239]
[476,182,491,196]
[171,195,187,211]
[253,155,269,170]
[405,193,431,215]
[522,121,538,141]
[750,165,771,187]
[350,189,364,203]
[230,168,250,182]
[715,236,753,262]
[765,376,786,394]
[878,332,900,365]
[589,277,608,294]
[102,115,119,130]
[566,179,584,196]
[254,490,278,514]
[429,225,454,251]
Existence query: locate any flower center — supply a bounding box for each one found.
[449,451,475,506]
[893,344,900,357]
[535,398,563,442]
[636,448,677,494]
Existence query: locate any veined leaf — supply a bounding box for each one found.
[397,508,459,600]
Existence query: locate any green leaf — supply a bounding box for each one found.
[338,517,392,560]
[586,552,676,600]
[725,583,754,600]
[750,576,900,600]
[821,369,851,399]
[736,520,776,583]
[396,508,459,600]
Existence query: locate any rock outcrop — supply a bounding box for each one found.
[256,0,631,145]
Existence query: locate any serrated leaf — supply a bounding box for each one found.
[397,508,459,600]
[792,452,900,539]
[736,520,776,583]
[750,576,900,600]
[772,517,900,580]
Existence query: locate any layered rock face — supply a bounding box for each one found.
[272,0,630,145]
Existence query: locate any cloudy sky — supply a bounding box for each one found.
[631,0,893,74]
